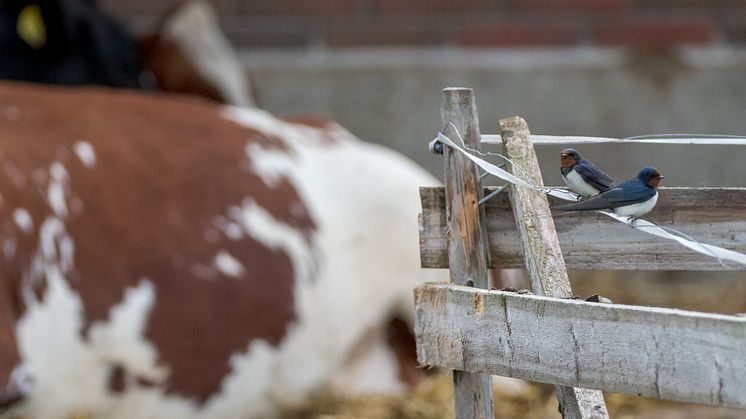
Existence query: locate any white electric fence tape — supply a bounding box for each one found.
[481,134,746,146]
[436,132,580,202]
[435,130,746,267]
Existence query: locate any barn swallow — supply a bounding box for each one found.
[554,167,664,218]
[560,148,613,197]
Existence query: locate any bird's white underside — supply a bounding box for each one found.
[613,192,659,217]
[563,169,601,197]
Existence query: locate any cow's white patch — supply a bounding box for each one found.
[47,162,69,218]
[37,217,74,274]
[73,141,96,168]
[195,107,447,417]
[88,280,166,382]
[49,162,67,182]
[213,250,245,278]
[244,143,293,188]
[201,340,279,418]
[230,198,316,285]
[226,107,317,144]
[223,223,243,240]
[13,208,33,234]
[16,266,103,419]
[9,364,32,395]
[22,216,76,307]
[212,215,243,240]
[162,1,254,107]
[17,271,197,419]
[328,334,406,393]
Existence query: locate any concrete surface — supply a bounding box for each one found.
[240,47,746,188]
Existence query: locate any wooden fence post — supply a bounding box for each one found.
[441,87,494,419]
[500,116,608,419]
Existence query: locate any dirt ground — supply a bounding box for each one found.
[289,372,746,419]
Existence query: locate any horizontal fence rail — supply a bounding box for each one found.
[420,186,746,270]
[414,283,746,409]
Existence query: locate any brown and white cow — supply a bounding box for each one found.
[0,80,441,418]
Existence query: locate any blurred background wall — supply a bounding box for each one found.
[99,0,746,188]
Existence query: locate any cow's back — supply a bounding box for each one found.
[0,81,441,418]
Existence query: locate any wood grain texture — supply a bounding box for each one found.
[442,87,490,289]
[500,116,572,298]
[419,187,746,270]
[414,283,746,408]
[500,117,607,419]
[441,88,493,418]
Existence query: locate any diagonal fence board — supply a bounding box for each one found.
[499,116,608,419]
[420,186,746,270]
[414,283,746,408]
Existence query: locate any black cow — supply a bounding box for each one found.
[0,0,146,88]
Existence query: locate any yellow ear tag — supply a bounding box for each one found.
[17,4,46,49]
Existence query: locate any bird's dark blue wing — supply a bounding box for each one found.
[553,189,619,211]
[606,178,657,206]
[574,161,613,191]
[554,180,655,211]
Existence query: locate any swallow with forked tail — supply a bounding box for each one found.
[554,167,664,218]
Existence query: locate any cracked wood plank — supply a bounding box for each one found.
[419,186,746,270]
[500,117,607,419]
[414,283,746,409]
[500,116,572,298]
[441,87,493,418]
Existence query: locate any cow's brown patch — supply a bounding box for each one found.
[281,116,333,130]
[0,81,316,402]
[108,364,126,394]
[0,385,23,411]
[141,35,225,104]
[0,272,21,409]
[385,318,428,386]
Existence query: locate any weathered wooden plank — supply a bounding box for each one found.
[441,88,493,418]
[442,88,490,289]
[500,116,608,419]
[414,283,746,409]
[419,187,746,270]
[500,116,572,298]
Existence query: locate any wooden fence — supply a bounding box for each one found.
[415,87,746,419]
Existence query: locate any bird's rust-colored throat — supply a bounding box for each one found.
[560,154,575,168]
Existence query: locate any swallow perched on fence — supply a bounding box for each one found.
[560,148,613,197]
[554,167,664,219]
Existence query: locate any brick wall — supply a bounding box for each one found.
[102,0,746,49]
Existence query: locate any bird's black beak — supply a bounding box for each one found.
[658,175,666,179]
